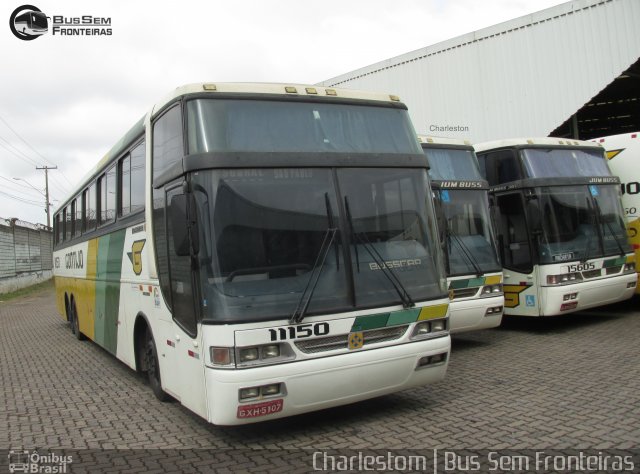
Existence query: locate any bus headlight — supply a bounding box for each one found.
[236,343,294,367]
[210,343,294,368]
[481,284,502,296]
[261,345,281,359]
[239,347,260,363]
[547,272,582,285]
[411,319,447,340]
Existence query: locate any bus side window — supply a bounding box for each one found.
[153,107,184,315]
[55,213,63,244]
[85,183,97,232]
[130,141,145,213]
[119,154,131,216]
[64,206,71,241]
[483,150,521,185]
[153,106,183,185]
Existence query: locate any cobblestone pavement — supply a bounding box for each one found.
[1,286,638,472]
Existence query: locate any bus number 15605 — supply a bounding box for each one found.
[269,322,330,341]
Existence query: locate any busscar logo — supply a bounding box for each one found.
[9,5,48,41]
[9,4,112,40]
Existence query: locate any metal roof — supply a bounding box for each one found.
[320,0,640,143]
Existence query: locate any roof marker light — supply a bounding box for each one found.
[325,89,337,96]
[389,95,400,101]
[527,139,534,144]
[203,83,217,91]
[305,87,318,94]
[285,86,298,94]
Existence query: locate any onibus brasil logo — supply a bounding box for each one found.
[9,4,48,40]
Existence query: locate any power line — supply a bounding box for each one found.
[0,189,44,206]
[49,173,70,195]
[0,113,76,190]
[0,137,40,167]
[0,175,45,199]
[0,113,57,167]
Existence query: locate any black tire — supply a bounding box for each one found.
[70,301,86,341]
[145,330,170,402]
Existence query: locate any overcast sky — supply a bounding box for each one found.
[0,0,567,225]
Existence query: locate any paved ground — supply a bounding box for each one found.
[1,286,639,472]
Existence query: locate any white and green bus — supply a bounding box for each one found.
[474,138,637,317]
[419,136,503,333]
[52,83,451,425]
[593,131,640,294]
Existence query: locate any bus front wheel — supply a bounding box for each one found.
[145,330,170,402]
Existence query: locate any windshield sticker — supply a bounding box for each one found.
[552,252,575,262]
[589,185,599,196]
[441,190,450,202]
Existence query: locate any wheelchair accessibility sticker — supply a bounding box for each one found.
[525,295,536,307]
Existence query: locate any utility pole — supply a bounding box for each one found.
[36,165,57,229]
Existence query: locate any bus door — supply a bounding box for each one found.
[494,191,540,316]
[165,184,208,418]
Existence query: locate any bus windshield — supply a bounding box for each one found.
[435,189,501,275]
[537,185,631,264]
[424,148,483,181]
[193,167,445,323]
[186,98,421,154]
[521,148,610,178]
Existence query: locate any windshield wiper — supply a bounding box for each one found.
[290,227,337,324]
[445,220,483,277]
[325,192,339,270]
[581,196,595,263]
[344,196,415,308]
[593,199,626,256]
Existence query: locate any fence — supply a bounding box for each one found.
[0,217,53,294]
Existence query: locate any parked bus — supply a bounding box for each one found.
[52,83,451,425]
[419,136,503,332]
[593,131,640,294]
[474,138,636,317]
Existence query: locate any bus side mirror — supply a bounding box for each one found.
[169,193,199,257]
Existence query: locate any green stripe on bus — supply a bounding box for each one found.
[94,229,126,355]
[351,306,442,332]
[351,313,389,331]
[450,277,485,289]
[603,256,626,268]
[386,308,421,326]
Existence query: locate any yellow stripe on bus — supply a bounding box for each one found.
[81,238,98,340]
[484,275,502,285]
[417,304,449,320]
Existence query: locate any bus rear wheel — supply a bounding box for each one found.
[70,301,86,341]
[145,330,170,402]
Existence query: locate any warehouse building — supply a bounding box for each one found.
[320,0,640,142]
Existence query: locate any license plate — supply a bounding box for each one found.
[237,399,284,419]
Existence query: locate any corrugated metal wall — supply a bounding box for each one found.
[320,0,640,143]
[0,219,52,279]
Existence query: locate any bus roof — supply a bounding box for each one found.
[151,82,405,116]
[474,137,603,153]
[592,131,640,143]
[417,135,472,148]
[55,82,406,214]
